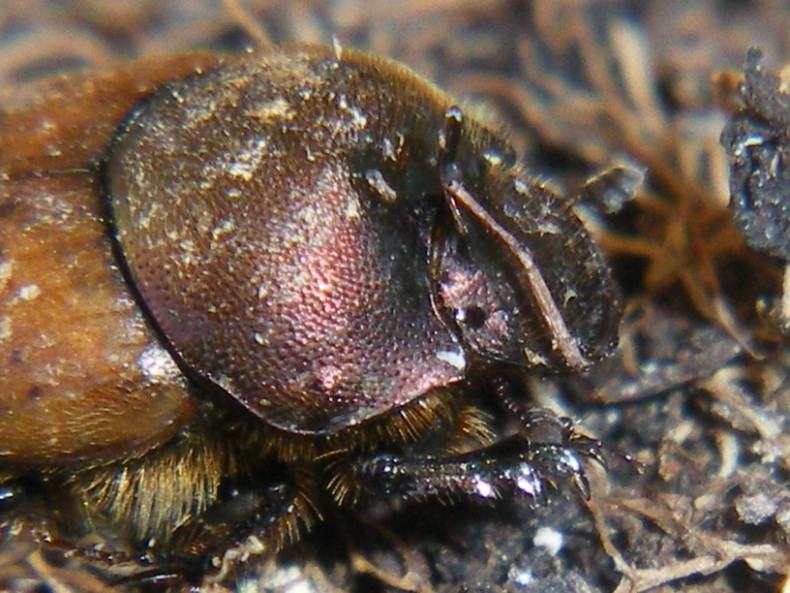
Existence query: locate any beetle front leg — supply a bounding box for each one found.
[330,409,602,507]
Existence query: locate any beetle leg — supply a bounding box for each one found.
[142,470,321,585]
[492,372,606,469]
[26,465,320,587]
[92,474,318,587]
[571,165,643,213]
[330,410,602,506]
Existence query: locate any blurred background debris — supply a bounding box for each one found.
[1,1,790,592]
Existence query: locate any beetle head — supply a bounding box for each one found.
[430,108,621,372]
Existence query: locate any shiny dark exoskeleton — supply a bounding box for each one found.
[107,45,618,433]
[0,44,622,585]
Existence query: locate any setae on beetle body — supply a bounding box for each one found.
[0,44,621,584]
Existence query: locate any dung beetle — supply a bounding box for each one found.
[0,44,621,585]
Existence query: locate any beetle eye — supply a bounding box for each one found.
[457,305,487,330]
